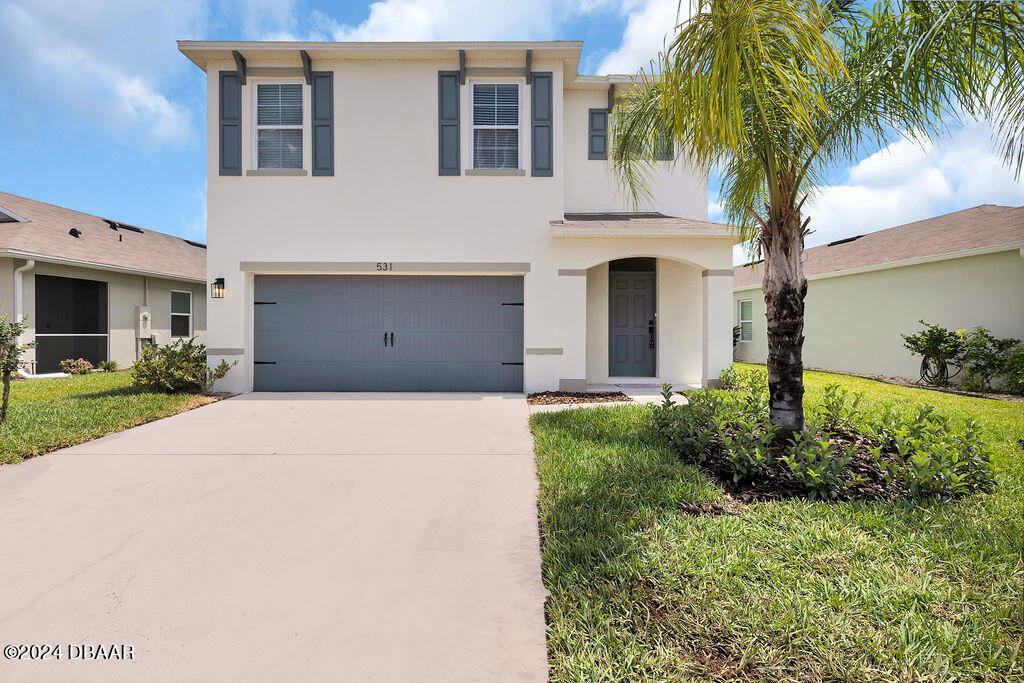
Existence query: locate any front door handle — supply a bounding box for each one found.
[648,319,655,348]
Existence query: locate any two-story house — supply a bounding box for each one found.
[178,40,736,393]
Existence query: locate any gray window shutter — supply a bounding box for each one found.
[438,71,460,176]
[531,71,553,176]
[219,71,242,176]
[588,108,608,160]
[311,71,334,176]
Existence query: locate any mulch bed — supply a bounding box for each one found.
[527,391,632,405]
[667,429,904,503]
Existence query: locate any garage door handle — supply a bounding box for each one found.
[390,332,394,347]
[383,332,388,347]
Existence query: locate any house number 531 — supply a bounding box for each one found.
[376,262,393,271]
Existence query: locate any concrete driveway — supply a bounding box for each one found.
[0,394,545,682]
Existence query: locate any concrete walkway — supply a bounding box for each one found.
[0,394,545,682]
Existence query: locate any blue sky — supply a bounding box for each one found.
[1,0,1023,259]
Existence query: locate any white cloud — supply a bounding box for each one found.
[731,121,1024,264]
[596,0,683,74]
[0,0,204,145]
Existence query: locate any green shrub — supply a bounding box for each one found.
[779,431,856,497]
[98,360,118,372]
[657,383,996,500]
[959,326,1021,392]
[812,383,864,433]
[872,404,995,498]
[1001,346,1024,395]
[718,365,742,390]
[902,321,965,385]
[132,338,235,394]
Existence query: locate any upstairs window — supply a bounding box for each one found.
[256,83,303,169]
[472,83,519,170]
[738,299,753,342]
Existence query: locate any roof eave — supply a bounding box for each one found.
[0,249,205,284]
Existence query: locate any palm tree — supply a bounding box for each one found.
[612,0,1024,435]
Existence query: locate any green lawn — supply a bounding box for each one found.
[0,372,216,465]
[532,364,1024,681]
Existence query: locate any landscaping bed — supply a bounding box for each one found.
[527,391,631,405]
[532,365,1024,680]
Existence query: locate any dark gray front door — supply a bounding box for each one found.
[253,275,523,391]
[608,271,656,377]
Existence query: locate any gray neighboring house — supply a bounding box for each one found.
[0,191,207,375]
[734,204,1024,380]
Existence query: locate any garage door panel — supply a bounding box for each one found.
[253,275,523,392]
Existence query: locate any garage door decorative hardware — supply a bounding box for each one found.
[501,302,524,306]
[254,301,277,305]
[383,332,395,347]
[253,361,277,365]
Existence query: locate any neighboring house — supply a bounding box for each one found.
[0,191,208,374]
[733,205,1024,379]
[178,40,737,393]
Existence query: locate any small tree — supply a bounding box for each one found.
[0,310,34,423]
[960,327,1021,392]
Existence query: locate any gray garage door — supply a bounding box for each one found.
[253,275,524,391]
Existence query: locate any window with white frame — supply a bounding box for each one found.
[171,291,192,338]
[256,83,303,169]
[472,83,520,169]
[738,299,752,342]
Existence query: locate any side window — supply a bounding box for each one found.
[738,299,752,342]
[171,291,192,338]
[256,83,303,170]
[472,83,520,169]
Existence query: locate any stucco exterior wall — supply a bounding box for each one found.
[733,249,1024,379]
[202,54,730,393]
[10,258,206,373]
[562,89,708,218]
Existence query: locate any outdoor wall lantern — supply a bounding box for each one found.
[211,277,225,299]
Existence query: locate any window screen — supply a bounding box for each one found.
[472,84,519,169]
[34,274,108,373]
[257,83,303,169]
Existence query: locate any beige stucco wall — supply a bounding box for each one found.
[585,258,705,387]
[733,249,1024,379]
[203,55,730,393]
[8,258,207,373]
[562,89,708,218]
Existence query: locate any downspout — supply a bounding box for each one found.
[13,259,35,376]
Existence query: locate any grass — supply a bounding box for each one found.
[0,371,217,465]
[532,364,1024,681]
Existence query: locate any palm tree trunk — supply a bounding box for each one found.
[761,201,808,436]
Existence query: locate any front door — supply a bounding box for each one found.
[608,270,656,377]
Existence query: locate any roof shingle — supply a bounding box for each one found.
[734,204,1024,288]
[0,191,205,281]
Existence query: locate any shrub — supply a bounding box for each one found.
[959,327,1020,392]
[1001,346,1024,395]
[902,321,965,385]
[132,338,235,394]
[0,309,33,423]
[812,383,864,433]
[656,383,995,500]
[59,358,93,375]
[779,431,857,497]
[718,365,742,390]
[98,360,118,372]
[872,404,995,498]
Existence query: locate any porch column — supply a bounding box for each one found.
[702,268,735,386]
[523,267,588,393]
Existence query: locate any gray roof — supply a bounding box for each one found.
[0,191,206,281]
